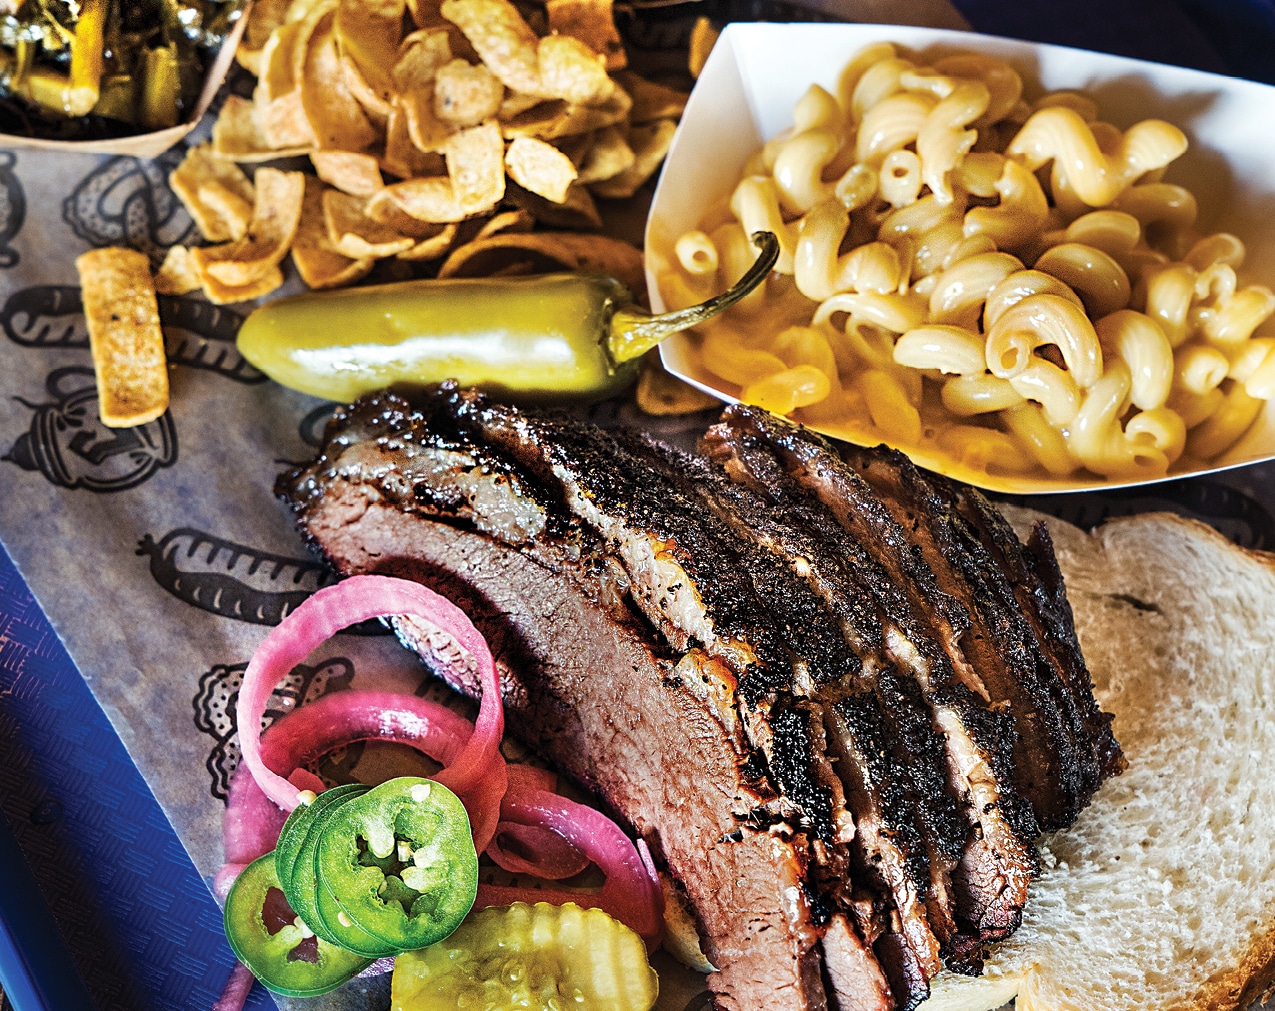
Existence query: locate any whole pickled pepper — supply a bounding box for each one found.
[236,232,779,404]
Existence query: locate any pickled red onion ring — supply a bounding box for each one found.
[236,575,505,813]
[222,689,506,864]
[212,962,255,1011]
[476,787,665,946]
[487,822,592,880]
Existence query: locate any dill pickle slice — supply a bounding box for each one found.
[390,902,658,1011]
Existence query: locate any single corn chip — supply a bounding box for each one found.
[333,0,402,112]
[392,28,453,92]
[688,16,718,79]
[433,58,505,127]
[312,151,384,196]
[439,231,643,293]
[497,89,545,119]
[292,178,376,289]
[499,87,630,140]
[340,51,393,123]
[169,143,256,242]
[372,115,505,224]
[323,188,418,258]
[636,353,719,416]
[236,0,294,74]
[403,84,455,153]
[505,135,578,203]
[589,117,676,199]
[553,131,593,166]
[75,248,169,428]
[505,179,601,229]
[440,0,542,96]
[396,222,459,260]
[616,70,687,123]
[447,120,506,213]
[153,245,202,296]
[213,95,314,161]
[192,168,306,286]
[537,34,613,105]
[199,263,286,305]
[301,17,379,151]
[476,207,535,238]
[546,0,625,71]
[370,177,464,223]
[575,123,634,183]
[382,100,448,178]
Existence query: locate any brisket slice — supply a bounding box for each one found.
[839,444,1105,830]
[704,407,1041,948]
[280,394,848,1011]
[945,490,1125,785]
[631,436,947,989]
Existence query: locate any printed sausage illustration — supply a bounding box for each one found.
[137,527,339,625]
[1,285,263,383]
[2,367,177,492]
[193,658,357,801]
[0,151,25,269]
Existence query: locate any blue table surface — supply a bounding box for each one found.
[2,2,1275,1009]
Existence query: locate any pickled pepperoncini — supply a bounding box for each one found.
[236,232,780,405]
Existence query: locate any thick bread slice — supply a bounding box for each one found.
[922,510,1275,1011]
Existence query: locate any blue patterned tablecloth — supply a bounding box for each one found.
[1,2,1273,1009]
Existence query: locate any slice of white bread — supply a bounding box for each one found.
[922,510,1275,1011]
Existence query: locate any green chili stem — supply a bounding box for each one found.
[606,231,780,365]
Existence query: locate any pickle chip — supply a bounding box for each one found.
[390,902,658,1011]
[505,136,578,204]
[74,248,169,429]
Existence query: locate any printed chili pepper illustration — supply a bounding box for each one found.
[223,853,371,997]
[236,232,779,404]
[2,285,263,382]
[0,152,26,269]
[2,366,177,492]
[138,527,339,625]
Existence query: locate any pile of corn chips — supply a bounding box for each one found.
[159,0,687,302]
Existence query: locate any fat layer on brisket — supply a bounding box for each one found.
[279,386,1122,1011]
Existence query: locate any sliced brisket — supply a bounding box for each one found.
[278,386,1121,1010]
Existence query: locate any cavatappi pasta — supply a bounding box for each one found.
[659,42,1275,483]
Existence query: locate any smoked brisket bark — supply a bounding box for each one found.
[704,406,1041,948]
[839,443,1105,830]
[617,433,944,1005]
[281,391,896,1011]
[943,488,1125,787]
[450,396,939,1003]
